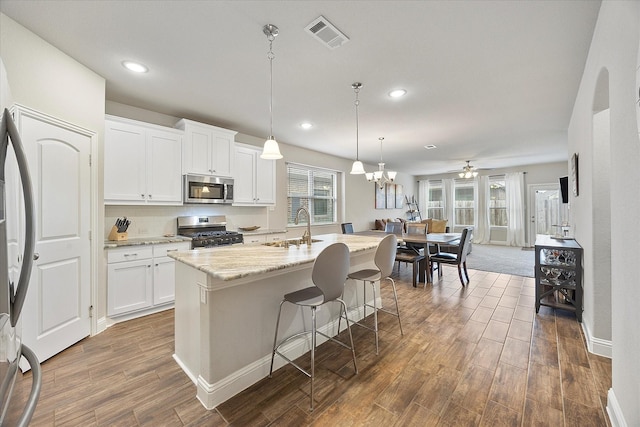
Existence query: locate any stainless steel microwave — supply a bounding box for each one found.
[183,174,234,204]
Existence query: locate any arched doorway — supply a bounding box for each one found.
[588,68,612,357]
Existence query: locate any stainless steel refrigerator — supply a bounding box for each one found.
[0,107,42,426]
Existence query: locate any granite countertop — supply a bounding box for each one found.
[104,235,191,249]
[169,233,383,281]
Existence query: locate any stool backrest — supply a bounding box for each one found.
[375,234,398,278]
[312,243,350,301]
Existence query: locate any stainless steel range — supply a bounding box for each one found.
[177,215,243,248]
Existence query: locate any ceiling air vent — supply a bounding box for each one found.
[305,16,349,50]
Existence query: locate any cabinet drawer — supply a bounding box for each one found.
[265,233,286,243]
[153,242,190,257]
[107,246,153,263]
[243,235,265,245]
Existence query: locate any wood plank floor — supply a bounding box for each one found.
[6,265,611,426]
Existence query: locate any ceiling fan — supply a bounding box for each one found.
[458,160,479,178]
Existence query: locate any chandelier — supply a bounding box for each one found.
[260,24,283,160]
[350,82,366,174]
[366,137,396,188]
[459,160,478,178]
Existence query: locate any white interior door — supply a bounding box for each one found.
[528,183,561,245]
[17,109,91,369]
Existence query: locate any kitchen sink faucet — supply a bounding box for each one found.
[295,206,312,245]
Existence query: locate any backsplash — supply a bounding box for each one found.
[105,205,274,239]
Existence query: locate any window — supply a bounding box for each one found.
[454,179,475,226]
[286,163,337,226]
[427,180,444,219]
[489,176,507,226]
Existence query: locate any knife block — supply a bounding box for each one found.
[108,226,128,241]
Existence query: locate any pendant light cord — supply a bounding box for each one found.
[268,35,275,139]
[353,82,362,160]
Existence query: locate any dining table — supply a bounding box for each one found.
[354,230,462,284]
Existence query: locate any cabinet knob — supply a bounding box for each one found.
[148,194,152,199]
[33,253,40,261]
[141,194,145,199]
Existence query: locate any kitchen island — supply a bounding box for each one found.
[169,233,384,409]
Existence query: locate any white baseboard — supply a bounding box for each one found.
[581,321,612,358]
[173,353,197,384]
[96,316,108,334]
[607,388,628,427]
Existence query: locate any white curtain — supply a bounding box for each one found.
[443,178,454,227]
[418,179,428,220]
[475,176,491,243]
[505,172,526,246]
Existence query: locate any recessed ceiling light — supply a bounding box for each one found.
[424,144,437,150]
[122,60,148,73]
[300,122,313,130]
[389,89,407,98]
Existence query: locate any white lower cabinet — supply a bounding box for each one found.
[107,242,190,318]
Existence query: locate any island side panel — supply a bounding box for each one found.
[173,261,206,383]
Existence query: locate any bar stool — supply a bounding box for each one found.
[340,234,403,355]
[269,242,357,411]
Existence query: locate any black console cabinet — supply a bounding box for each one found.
[534,235,583,322]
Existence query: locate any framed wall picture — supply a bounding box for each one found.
[571,153,579,196]
[395,184,404,208]
[375,184,385,209]
[386,183,395,209]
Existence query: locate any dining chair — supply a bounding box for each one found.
[429,227,473,286]
[341,234,402,354]
[269,242,357,411]
[341,222,354,234]
[396,222,427,287]
[404,222,428,253]
[384,221,403,235]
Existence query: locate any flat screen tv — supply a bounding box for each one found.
[559,176,569,203]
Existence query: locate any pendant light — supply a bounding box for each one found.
[350,82,366,174]
[366,137,397,188]
[260,24,283,160]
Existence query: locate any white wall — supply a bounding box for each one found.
[568,2,640,426]
[0,13,107,319]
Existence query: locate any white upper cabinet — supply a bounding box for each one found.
[233,143,276,206]
[175,119,236,177]
[104,116,183,205]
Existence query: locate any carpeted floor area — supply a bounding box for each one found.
[465,243,535,277]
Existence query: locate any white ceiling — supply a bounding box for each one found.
[0,1,601,175]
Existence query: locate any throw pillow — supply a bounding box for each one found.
[430,219,448,233]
